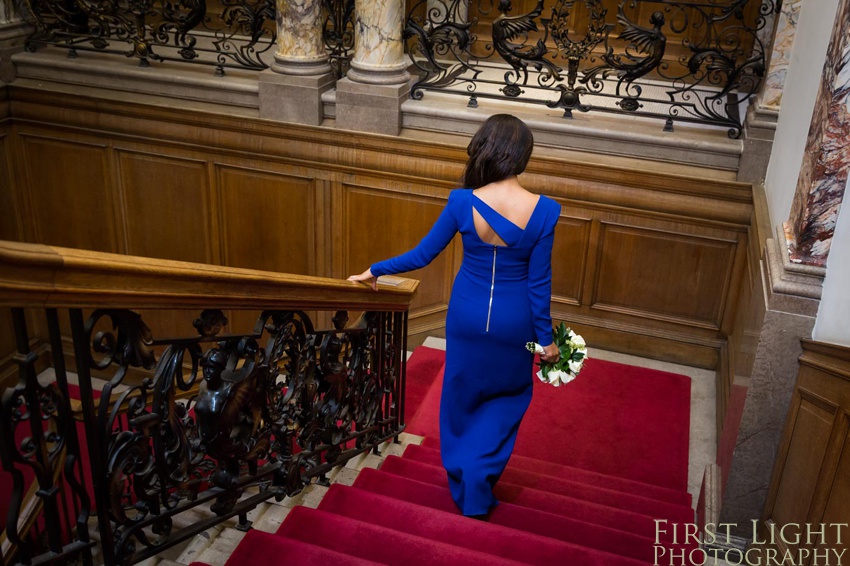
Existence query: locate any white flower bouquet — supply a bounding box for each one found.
[526,323,588,387]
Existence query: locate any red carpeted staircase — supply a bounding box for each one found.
[193,345,697,565]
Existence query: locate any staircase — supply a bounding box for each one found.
[184,344,697,566]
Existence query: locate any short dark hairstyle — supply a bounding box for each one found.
[462,114,534,189]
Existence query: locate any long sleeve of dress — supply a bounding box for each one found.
[527,204,558,347]
[371,191,459,277]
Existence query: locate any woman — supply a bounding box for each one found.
[348,114,560,517]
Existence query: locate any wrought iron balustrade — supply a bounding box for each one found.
[0,241,416,566]
[18,0,276,75]
[405,0,778,137]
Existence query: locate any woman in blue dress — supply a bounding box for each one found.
[348,114,561,517]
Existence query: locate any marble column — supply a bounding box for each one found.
[336,0,411,136]
[739,0,802,184]
[784,0,850,266]
[0,0,30,83]
[758,0,803,112]
[258,0,335,125]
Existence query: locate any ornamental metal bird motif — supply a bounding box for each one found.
[582,7,666,86]
[492,0,561,85]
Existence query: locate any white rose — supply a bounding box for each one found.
[571,335,586,348]
[568,359,583,375]
[536,369,546,382]
[568,329,577,339]
[547,369,566,385]
[559,371,576,385]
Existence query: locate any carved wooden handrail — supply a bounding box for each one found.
[0,240,418,310]
[1,240,416,566]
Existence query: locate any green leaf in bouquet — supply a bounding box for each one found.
[557,323,568,343]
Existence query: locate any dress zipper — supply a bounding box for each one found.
[486,245,497,332]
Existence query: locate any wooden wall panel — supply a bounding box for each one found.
[340,186,456,316]
[770,395,835,543]
[218,166,316,275]
[760,340,850,565]
[117,151,212,263]
[0,135,19,242]
[591,223,736,329]
[814,428,850,560]
[18,135,117,252]
[116,151,214,338]
[551,215,592,306]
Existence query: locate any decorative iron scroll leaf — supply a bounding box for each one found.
[64,307,404,564]
[19,0,275,74]
[0,309,92,566]
[323,0,355,78]
[405,0,777,137]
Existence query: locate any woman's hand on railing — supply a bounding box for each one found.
[348,268,378,291]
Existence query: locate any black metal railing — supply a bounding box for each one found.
[323,0,354,78]
[1,303,409,565]
[18,0,276,75]
[405,0,778,137]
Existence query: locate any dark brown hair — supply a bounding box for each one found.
[462,114,534,189]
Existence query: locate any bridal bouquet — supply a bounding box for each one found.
[526,323,588,387]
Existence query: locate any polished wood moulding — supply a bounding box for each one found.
[0,241,419,311]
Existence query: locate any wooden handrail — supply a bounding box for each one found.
[0,241,418,311]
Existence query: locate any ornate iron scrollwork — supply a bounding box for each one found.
[48,306,406,564]
[405,0,776,137]
[322,0,355,78]
[20,0,275,74]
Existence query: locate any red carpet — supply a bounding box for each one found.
[401,346,446,427]
[184,345,697,566]
[408,354,692,491]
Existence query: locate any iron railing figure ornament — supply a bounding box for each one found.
[404,0,777,136]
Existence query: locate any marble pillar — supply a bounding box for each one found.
[739,0,802,185]
[784,0,850,266]
[258,0,334,125]
[336,0,411,136]
[758,0,803,112]
[718,229,824,538]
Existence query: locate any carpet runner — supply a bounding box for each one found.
[191,345,696,565]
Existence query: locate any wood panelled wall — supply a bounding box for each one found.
[0,86,754,400]
[759,340,850,563]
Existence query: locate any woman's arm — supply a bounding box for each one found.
[527,202,559,347]
[349,192,459,286]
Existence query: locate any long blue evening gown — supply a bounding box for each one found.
[371,188,561,516]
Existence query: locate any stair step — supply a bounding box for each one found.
[319,483,649,565]
[363,462,682,541]
[353,466,696,557]
[388,453,693,521]
[221,529,382,565]
[405,442,691,507]
[275,505,528,566]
